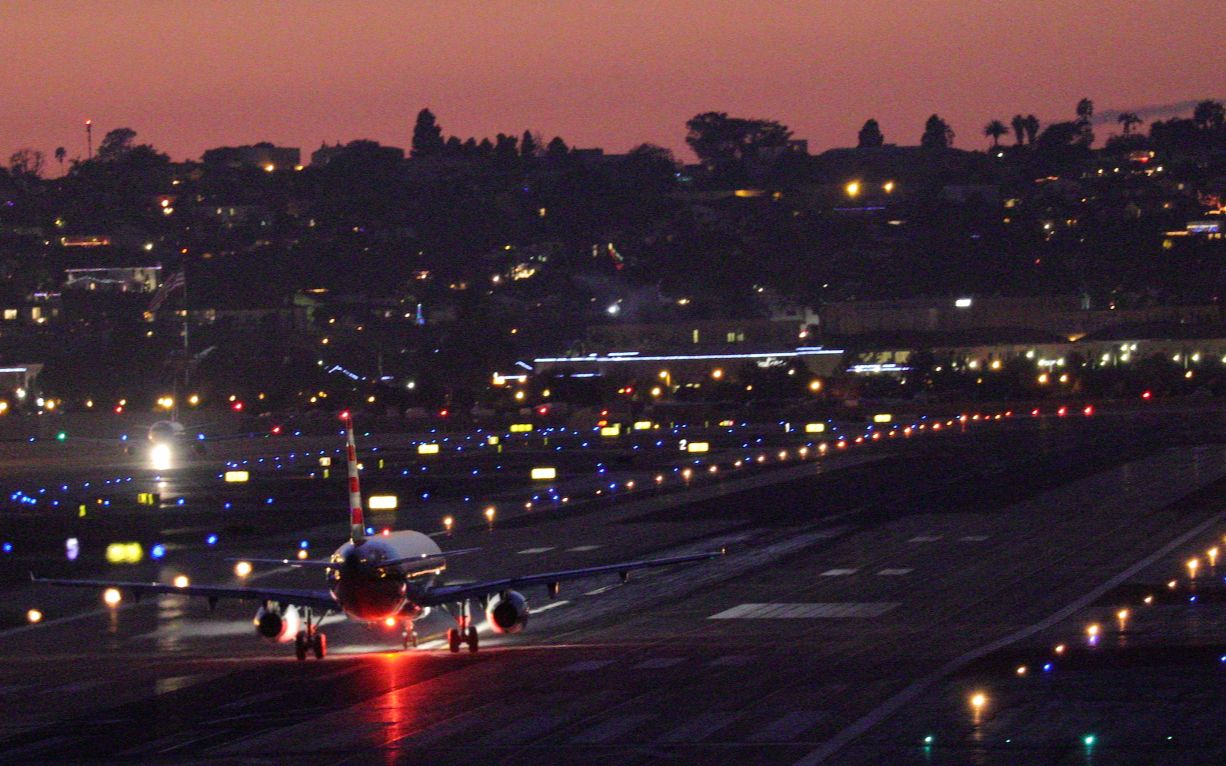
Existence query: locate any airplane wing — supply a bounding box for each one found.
[32,575,337,611]
[231,557,336,569]
[419,549,725,606]
[234,547,481,571]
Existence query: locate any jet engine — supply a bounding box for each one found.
[254,604,300,642]
[485,591,529,634]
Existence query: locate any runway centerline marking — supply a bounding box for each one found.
[566,545,601,552]
[710,603,899,619]
[820,568,857,576]
[877,568,913,576]
[908,535,942,543]
[517,547,555,554]
[959,535,990,542]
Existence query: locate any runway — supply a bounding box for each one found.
[4,409,1226,764]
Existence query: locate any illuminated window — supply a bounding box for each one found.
[2,309,16,321]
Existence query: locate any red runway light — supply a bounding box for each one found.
[1083,405,1094,416]
[1057,406,1068,417]
[1141,390,1152,400]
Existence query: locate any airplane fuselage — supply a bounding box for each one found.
[327,530,441,621]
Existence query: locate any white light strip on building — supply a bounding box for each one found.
[534,349,843,364]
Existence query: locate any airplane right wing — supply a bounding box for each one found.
[418,549,726,606]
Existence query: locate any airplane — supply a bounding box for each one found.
[35,413,725,659]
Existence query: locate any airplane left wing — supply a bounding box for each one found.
[32,575,336,611]
[419,549,725,606]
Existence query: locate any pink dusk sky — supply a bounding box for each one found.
[0,1,1220,165]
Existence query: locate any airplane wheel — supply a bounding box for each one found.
[312,631,327,659]
[466,626,479,653]
[447,628,461,653]
[294,632,308,661]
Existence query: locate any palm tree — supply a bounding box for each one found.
[1023,115,1040,145]
[1011,115,1026,145]
[984,120,1008,148]
[1117,112,1142,135]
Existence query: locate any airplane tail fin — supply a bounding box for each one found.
[343,412,365,541]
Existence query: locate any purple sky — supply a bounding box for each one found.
[1,1,1220,165]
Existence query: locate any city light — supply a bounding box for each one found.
[27,609,42,624]
[103,588,122,607]
[845,180,861,198]
[234,561,253,578]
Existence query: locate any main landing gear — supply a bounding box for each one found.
[444,601,479,653]
[294,608,328,661]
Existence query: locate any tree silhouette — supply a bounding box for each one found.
[8,148,44,177]
[920,114,954,149]
[1117,112,1143,135]
[1036,121,1082,151]
[1023,115,1040,144]
[1011,115,1026,145]
[545,136,569,159]
[1193,100,1225,130]
[54,146,66,172]
[97,127,137,162]
[984,119,1008,147]
[684,112,791,164]
[1075,98,1094,124]
[411,108,445,158]
[857,119,884,148]
[520,130,539,158]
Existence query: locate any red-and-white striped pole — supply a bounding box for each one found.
[342,411,365,540]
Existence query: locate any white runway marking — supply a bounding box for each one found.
[559,659,615,672]
[571,712,653,744]
[566,545,601,552]
[584,584,618,596]
[877,568,913,576]
[820,568,857,576]
[908,535,942,542]
[517,547,555,554]
[634,657,684,669]
[531,599,570,614]
[959,534,990,541]
[709,602,899,619]
[750,710,828,742]
[708,654,756,666]
[659,710,743,743]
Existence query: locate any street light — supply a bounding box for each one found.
[845,180,861,198]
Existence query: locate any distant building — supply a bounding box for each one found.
[202,144,301,171]
[64,266,161,293]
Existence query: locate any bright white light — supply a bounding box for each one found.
[606,303,621,316]
[103,588,122,606]
[150,443,172,471]
[955,298,973,308]
[173,575,189,588]
[234,561,253,578]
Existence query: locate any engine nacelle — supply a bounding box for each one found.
[254,604,300,643]
[485,590,529,634]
